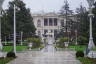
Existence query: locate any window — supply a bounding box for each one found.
[37,20,41,27]
[54,29,58,37]
[61,20,64,27]
[50,30,53,33]
[38,31,41,36]
[49,18,53,26]
[44,18,48,26]
[54,18,57,26]
[44,29,48,34]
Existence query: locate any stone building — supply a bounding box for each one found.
[32,12,76,38]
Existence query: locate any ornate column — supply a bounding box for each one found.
[53,18,54,38]
[48,18,49,36]
[87,0,95,50]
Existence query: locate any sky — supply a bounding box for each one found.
[2,0,88,13]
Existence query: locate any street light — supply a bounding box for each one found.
[13,4,16,54]
[20,31,23,46]
[0,0,5,57]
[75,30,78,45]
[0,0,4,48]
[87,0,95,50]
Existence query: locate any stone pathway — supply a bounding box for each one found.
[7,51,81,64]
[7,37,81,64]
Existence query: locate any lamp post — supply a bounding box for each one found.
[20,31,23,46]
[0,0,4,57]
[87,0,95,50]
[0,9,3,51]
[75,30,78,45]
[13,4,16,54]
[0,0,4,49]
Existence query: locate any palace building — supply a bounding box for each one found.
[32,12,76,38]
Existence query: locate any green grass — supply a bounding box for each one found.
[3,46,27,52]
[30,45,44,51]
[2,41,13,44]
[69,45,86,51]
[56,45,87,51]
[93,48,96,51]
[0,58,14,64]
[3,45,44,52]
[69,45,96,51]
[2,41,28,46]
[78,57,96,64]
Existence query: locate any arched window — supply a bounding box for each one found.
[37,20,41,27]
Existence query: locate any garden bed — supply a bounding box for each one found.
[78,57,96,64]
[0,57,15,64]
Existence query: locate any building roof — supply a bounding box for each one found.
[32,12,60,17]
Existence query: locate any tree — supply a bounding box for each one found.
[59,0,73,39]
[55,28,65,39]
[60,0,73,15]
[1,0,36,41]
[76,4,89,45]
[92,2,96,45]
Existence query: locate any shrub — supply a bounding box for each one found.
[26,37,41,48]
[59,37,69,43]
[7,52,16,58]
[76,51,84,58]
[77,36,88,45]
[57,37,69,47]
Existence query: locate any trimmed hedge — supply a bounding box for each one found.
[76,51,84,57]
[7,52,16,58]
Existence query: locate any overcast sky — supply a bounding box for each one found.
[2,0,88,13]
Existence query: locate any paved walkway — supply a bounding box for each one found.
[8,38,81,64]
[7,51,81,64]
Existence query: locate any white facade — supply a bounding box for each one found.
[32,12,76,38]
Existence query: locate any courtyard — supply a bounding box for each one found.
[0,0,96,64]
[7,38,81,64]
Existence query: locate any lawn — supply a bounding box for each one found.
[56,45,87,51]
[3,45,44,52]
[0,58,14,64]
[93,47,96,51]
[69,45,96,51]
[68,45,87,51]
[3,46,27,52]
[2,41,13,44]
[78,57,96,64]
